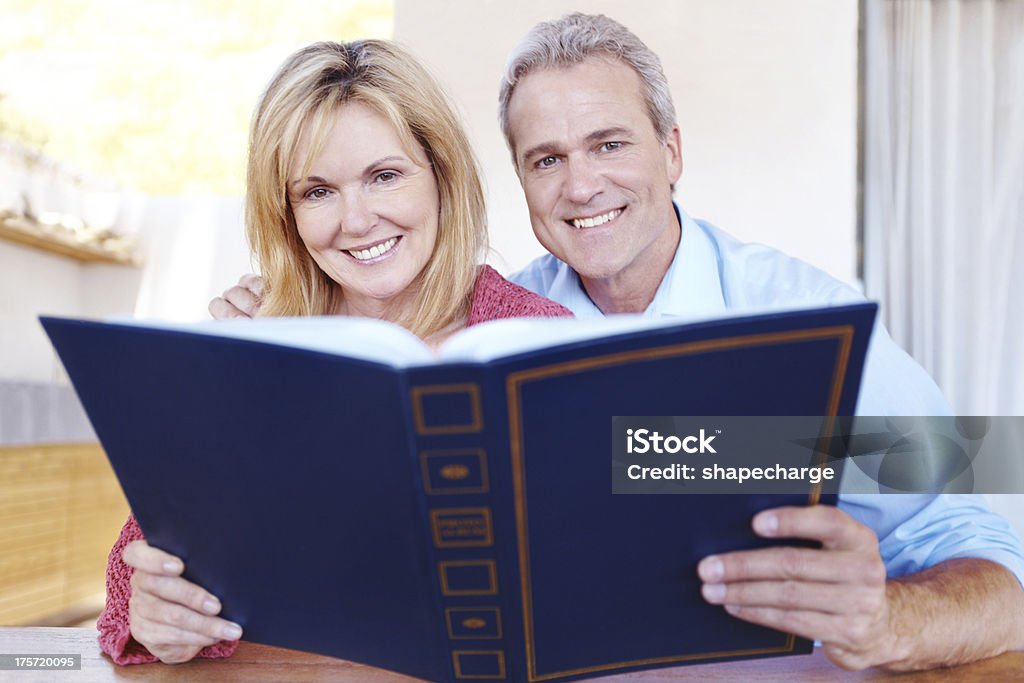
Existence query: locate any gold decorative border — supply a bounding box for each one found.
[411,384,483,435]
[445,607,503,640]
[452,650,507,679]
[420,448,490,495]
[431,507,494,548]
[439,559,499,596]
[505,326,853,681]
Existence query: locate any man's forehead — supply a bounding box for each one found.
[508,57,649,149]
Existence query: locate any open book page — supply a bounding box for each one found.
[435,314,706,363]
[111,316,665,367]
[437,301,849,363]
[112,316,435,366]
[112,303,821,368]
[112,314,721,368]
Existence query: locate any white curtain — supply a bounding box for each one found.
[864,0,1024,538]
[864,0,1024,416]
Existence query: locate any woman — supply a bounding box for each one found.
[98,39,569,665]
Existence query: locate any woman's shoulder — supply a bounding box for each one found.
[467,265,573,326]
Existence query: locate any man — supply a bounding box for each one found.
[211,13,1024,671]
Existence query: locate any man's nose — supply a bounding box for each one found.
[564,155,603,205]
[339,188,378,237]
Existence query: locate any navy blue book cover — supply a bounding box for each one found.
[41,302,875,682]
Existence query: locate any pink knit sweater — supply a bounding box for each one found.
[98,265,570,664]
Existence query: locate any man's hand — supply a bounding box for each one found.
[124,540,243,664]
[208,274,263,320]
[697,505,897,670]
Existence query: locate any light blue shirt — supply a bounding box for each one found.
[511,206,1024,586]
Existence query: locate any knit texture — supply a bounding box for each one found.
[97,265,571,664]
[467,265,571,325]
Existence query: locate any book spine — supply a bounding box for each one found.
[407,366,509,683]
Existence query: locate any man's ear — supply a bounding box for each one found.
[664,125,683,186]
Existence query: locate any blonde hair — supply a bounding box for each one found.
[247,40,487,338]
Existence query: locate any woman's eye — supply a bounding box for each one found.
[305,187,330,200]
[374,171,398,184]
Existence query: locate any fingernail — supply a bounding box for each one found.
[755,512,778,536]
[702,583,726,603]
[698,557,723,582]
[223,623,242,640]
[202,598,221,615]
[162,560,182,573]
[725,604,741,615]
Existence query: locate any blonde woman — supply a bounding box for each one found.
[98,40,569,665]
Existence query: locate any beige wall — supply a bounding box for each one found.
[0,241,83,383]
[394,0,859,282]
[0,194,249,384]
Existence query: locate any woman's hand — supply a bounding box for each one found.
[123,540,243,664]
[208,274,263,320]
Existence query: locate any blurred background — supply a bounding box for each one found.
[1,0,1021,628]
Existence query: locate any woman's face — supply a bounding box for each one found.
[288,102,440,319]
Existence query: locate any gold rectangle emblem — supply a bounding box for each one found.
[431,507,493,548]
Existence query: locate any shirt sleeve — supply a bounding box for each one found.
[840,493,1024,588]
[855,322,951,416]
[842,322,1024,587]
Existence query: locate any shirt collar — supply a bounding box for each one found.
[550,260,605,318]
[644,204,727,319]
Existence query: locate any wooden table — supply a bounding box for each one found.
[0,627,1021,682]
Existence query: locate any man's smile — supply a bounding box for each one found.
[568,207,624,229]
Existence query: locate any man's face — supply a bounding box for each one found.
[507,57,682,284]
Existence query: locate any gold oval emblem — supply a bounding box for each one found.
[462,618,487,629]
[440,464,470,480]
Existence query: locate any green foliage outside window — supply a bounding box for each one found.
[0,0,393,195]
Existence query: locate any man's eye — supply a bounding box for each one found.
[536,156,558,169]
[601,141,622,152]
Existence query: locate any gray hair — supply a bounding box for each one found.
[498,12,677,161]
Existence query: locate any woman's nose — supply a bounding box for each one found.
[339,188,378,236]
